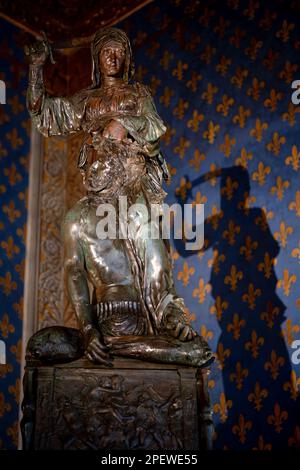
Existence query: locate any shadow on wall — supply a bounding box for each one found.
[173,165,299,449]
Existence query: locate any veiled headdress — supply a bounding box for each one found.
[91,27,135,87]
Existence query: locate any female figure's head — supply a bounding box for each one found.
[91,27,134,87]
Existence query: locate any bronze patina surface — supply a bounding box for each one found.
[26,27,213,369]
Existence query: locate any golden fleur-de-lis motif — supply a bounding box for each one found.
[267,403,288,433]
[2,200,21,223]
[264,350,285,380]
[159,87,175,108]
[235,147,253,168]
[281,318,300,346]
[247,77,265,101]
[205,164,221,186]
[0,313,15,338]
[185,32,201,52]
[199,6,215,27]
[282,104,300,127]
[252,435,272,451]
[166,163,177,185]
[248,382,268,410]
[216,94,234,116]
[216,342,231,369]
[245,37,263,60]
[175,177,192,202]
[174,136,191,159]
[208,249,226,274]
[288,426,300,449]
[189,149,206,171]
[0,363,13,379]
[255,206,274,231]
[210,296,229,321]
[192,278,212,304]
[1,236,20,259]
[213,392,233,423]
[266,132,286,156]
[214,17,230,39]
[187,110,205,132]
[270,177,290,200]
[173,98,189,119]
[6,128,24,150]
[277,269,296,296]
[240,236,258,261]
[0,392,12,417]
[230,363,249,391]
[191,191,207,208]
[291,241,300,262]
[0,142,8,158]
[264,89,283,111]
[200,44,216,64]
[219,134,236,157]
[0,271,17,296]
[260,8,277,30]
[242,283,261,310]
[232,105,251,128]
[172,60,188,80]
[161,127,176,146]
[159,50,174,70]
[221,177,239,201]
[216,55,232,75]
[230,66,248,88]
[232,414,252,444]
[258,252,275,279]
[262,48,279,69]
[252,162,271,186]
[229,26,246,48]
[207,205,224,230]
[10,339,22,363]
[223,220,241,246]
[135,64,148,82]
[227,313,246,340]
[200,324,213,341]
[8,378,21,404]
[16,224,26,245]
[283,371,300,401]
[249,119,269,142]
[177,261,195,286]
[7,96,24,115]
[274,221,293,248]
[227,0,239,9]
[149,76,161,95]
[3,163,23,186]
[260,301,280,328]
[186,71,202,92]
[285,145,300,171]
[201,83,218,104]
[146,40,160,59]
[289,191,300,217]
[279,61,298,84]
[203,121,220,144]
[243,0,259,20]
[276,20,295,43]
[245,330,264,358]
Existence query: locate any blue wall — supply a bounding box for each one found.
[121,0,300,449]
[0,18,29,449]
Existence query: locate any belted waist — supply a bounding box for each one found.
[93,300,142,322]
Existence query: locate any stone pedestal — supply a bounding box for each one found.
[21,357,213,450]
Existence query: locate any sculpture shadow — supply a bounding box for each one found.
[172,165,299,449]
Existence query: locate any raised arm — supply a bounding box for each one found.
[27,40,85,137]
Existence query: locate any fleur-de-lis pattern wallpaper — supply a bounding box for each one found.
[1,0,300,450]
[121,0,300,450]
[0,18,29,449]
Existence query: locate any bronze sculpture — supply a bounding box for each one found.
[26,27,213,368]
